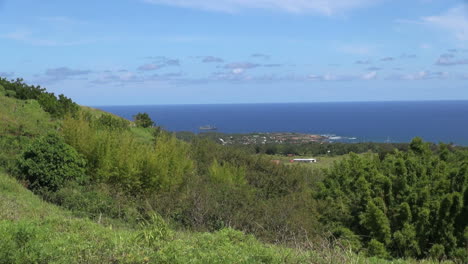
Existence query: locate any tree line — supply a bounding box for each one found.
[0,77,79,118]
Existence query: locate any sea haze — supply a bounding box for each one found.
[97,101,468,145]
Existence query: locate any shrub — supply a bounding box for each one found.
[429,244,445,261]
[135,212,173,248]
[133,112,154,128]
[5,89,16,97]
[18,134,87,192]
[367,239,389,259]
[451,248,468,264]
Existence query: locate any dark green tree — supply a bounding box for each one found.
[18,134,87,192]
[133,112,154,128]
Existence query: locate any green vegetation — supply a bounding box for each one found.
[0,77,79,118]
[0,171,333,264]
[272,154,348,170]
[317,139,468,261]
[249,141,413,157]
[133,112,155,128]
[0,169,454,263]
[18,134,87,192]
[0,77,466,263]
[0,92,57,175]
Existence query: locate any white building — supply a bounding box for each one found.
[291,158,317,163]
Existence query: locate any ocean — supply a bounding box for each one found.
[96,101,468,145]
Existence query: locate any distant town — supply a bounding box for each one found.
[175,131,359,145]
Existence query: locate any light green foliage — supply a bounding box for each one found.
[61,114,192,193]
[5,89,16,97]
[93,113,130,130]
[209,159,246,185]
[18,134,87,192]
[0,96,56,137]
[140,132,193,192]
[136,212,173,248]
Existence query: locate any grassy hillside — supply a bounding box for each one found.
[0,93,58,174]
[0,95,56,137]
[0,170,449,263]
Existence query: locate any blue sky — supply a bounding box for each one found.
[1,0,468,105]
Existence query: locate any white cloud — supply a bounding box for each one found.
[388,71,448,81]
[421,5,468,41]
[143,0,377,15]
[137,57,180,71]
[362,71,377,80]
[435,53,468,66]
[200,56,224,63]
[355,59,372,65]
[251,53,270,60]
[420,43,432,50]
[138,63,162,71]
[307,73,356,81]
[45,67,91,77]
[307,71,376,81]
[224,62,260,69]
[91,72,144,85]
[232,68,245,74]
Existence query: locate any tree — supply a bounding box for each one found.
[360,199,391,245]
[133,112,154,128]
[18,134,87,192]
[368,239,389,259]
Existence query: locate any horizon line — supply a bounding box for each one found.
[90,99,468,108]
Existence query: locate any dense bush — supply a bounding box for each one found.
[45,182,142,226]
[133,112,154,128]
[93,113,130,130]
[18,134,87,192]
[317,138,468,260]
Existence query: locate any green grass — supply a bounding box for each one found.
[0,95,57,137]
[0,95,59,171]
[130,126,155,143]
[81,104,156,144]
[0,170,450,264]
[79,105,111,119]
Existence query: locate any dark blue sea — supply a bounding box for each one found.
[96,101,468,145]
